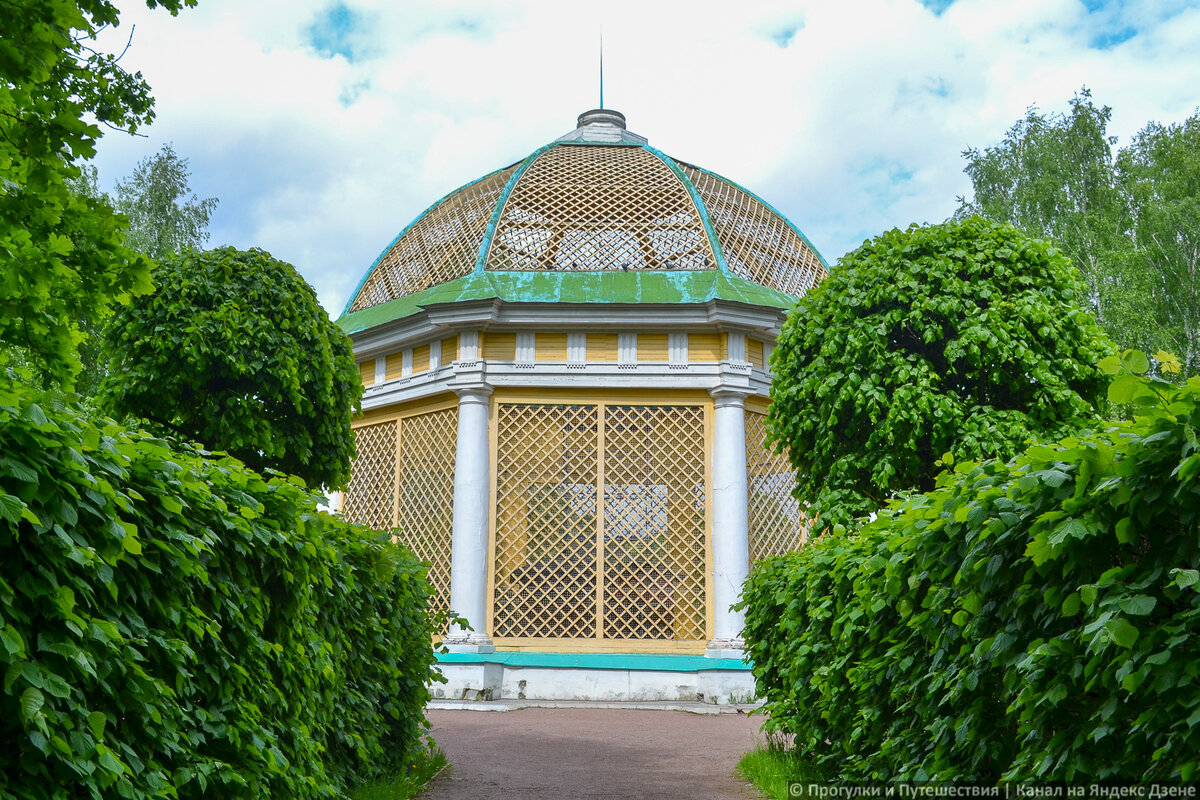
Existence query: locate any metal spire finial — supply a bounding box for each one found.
[599,28,604,109]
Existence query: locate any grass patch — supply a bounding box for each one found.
[347,739,448,800]
[736,733,825,800]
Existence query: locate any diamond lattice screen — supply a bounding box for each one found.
[493,404,600,638]
[745,411,808,563]
[602,406,707,640]
[682,164,828,298]
[349,165,519,312]
[343,421,398,530]
[485,146,715,273]
[493,402,707,642]
[393,408,457,628]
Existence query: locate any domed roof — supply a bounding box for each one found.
[342,110,828,317]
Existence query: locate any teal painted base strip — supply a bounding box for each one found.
[436,651,752,672]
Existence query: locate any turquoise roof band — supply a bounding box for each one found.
[336,270,797,334]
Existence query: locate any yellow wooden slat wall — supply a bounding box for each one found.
[444,336,459,362]
[689,332,720,362]
[537,332,568,361]
[484,332,516,362]
[359,360,375,386]
[747,339,764,369]
[638,333,669,362]
[588,333,619,362]
[385,353,406,381]
[413,344,430,374]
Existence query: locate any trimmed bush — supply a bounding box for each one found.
[0,381,440,799]
[742,367,1200,781]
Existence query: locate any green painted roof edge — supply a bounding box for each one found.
[340,163,518,317]
[335,270,796,333]
[436,651,751,672]
[680,161,830,270]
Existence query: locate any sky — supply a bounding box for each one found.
[91,0,1200,318]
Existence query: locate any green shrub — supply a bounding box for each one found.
[767,216,1113,533]
[742,361,1200,781]
[0,381,440,799]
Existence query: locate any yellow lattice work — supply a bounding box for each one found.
[349,165,519,312]
[485,146,715,273]
[745,411,809,563]
[493,404,599,638]
[393,408,457,628]
[343,421,397,529]
[682,165,828,298]
[602,405,706,640]
[492,402,707,644]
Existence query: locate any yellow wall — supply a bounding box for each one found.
[638,333,669,361]
[537,332,569,361]
[747,339,764,368]
[689,332,720,362]
[385,352,406,381]
[444,336,459,362]
[588,333,619,362]
[484,332,516,362]
[359,360,375,386]
[413,344,430,374]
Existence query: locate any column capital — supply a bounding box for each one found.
[452,383,493,403]
[708,386,751,408]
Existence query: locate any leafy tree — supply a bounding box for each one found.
[1117,115,1200,376]
[960,89,1200,376]
[102,247,362,488]
[115,142,218,260]
[767,216,1113,533]
[0,0,195,389]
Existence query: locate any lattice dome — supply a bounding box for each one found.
[345,109,828,314]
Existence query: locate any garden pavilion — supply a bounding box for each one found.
[334,109,827,702]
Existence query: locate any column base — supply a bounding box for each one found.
[705,637,746,660]
[442,631,496,654]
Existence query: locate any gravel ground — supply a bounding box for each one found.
[422,706,766,799]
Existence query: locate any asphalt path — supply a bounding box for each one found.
[422,706,765,799]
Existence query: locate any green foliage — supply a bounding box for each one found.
[961,89,1200,377]
[0,381,441,799]
[735,735,825,800]
[767,215,1113,532]
[742,357,1200,781]
[347,740,448,800]
[0,0,194,388]
[115,143,218,260]
[102,247,362,489]
[1116,114,1200,377]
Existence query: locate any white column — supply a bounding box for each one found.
[707,387,751,659]
[444,385,495,653]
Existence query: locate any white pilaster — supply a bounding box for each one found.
[707,386,751,659]
[668,332,688,364]
[618,332,637,364]
[444,384,495,653]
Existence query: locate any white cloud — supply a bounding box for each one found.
[94,0,1200,314]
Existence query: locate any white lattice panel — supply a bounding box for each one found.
[682,165,828,298]
[745,411,809,563]
[486,146,715,272]
[344,421,398,529]
[393,408,457,629]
